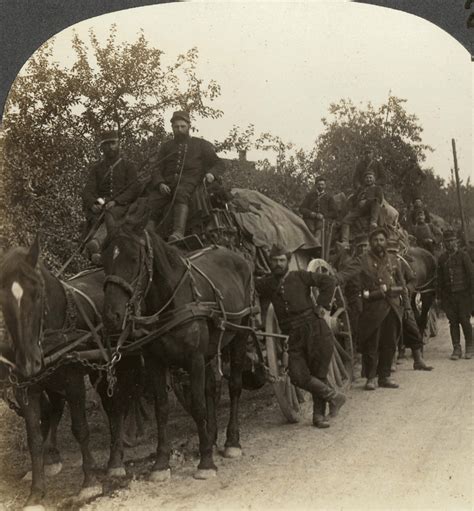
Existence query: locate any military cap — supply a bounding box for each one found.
[368,226,388,241]
[269,243,291,258]
[364,168,376,177]
[99,130,119,146]
[353,233,369,246]
[171,111,191,124]
[314,175,326,183]
[443,229,457,241]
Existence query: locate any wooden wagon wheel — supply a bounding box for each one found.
[264,303,306,423]
[306,258,354,391]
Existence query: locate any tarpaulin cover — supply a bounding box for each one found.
[230,188,320,251]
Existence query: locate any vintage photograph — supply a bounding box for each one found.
[0,1,472,510]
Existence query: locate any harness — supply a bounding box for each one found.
[103,233,258,376]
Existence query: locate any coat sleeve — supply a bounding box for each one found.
[298,271,336,309]
[335,256,362,286]
[201,139,225,178]
[82,165,98,213]
[114,161,141,206]
[299,193,314,218]
[374,186,384,204]
[255,276,271,298]
[462,252,474,300]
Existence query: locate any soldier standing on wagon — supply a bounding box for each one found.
[82,130,141,264]
[255,244,346,428]
[148,111,225,241]
[337,227,406,390]
[299,176,338,243]
[437,230,474,360]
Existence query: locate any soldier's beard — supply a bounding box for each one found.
[174,133,189,142]
[372,246,386,257]
[271,265,289,276]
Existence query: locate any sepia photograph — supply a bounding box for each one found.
[0,1,472,510]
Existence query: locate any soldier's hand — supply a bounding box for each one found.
[205,173,215,184]
[159,183,171,195]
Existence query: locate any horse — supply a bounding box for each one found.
[0,238,141,509]
[101,203,254,481]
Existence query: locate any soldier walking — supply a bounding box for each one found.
[256,245,346,428]
[437,230,474,360]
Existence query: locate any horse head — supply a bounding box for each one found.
[102,199,152,332]
[0,236,45,378]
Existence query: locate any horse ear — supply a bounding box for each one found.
[26,234,40,267]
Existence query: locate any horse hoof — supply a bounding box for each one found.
[76,485,103,502]
[45,462,63,477]
[193,469,217,480]
[223,447,242,459]
[149,469,171,482]
[23,505,46,511]
[107,467,127,478]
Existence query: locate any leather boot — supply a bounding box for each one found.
[312,396,329,428]
[378,377,399,388]
[307,376,346,418]
[169,203,189,242]
[412,348,433,371]
[364,378,377,391]
[464,325,473,359]
[449,324,462,360]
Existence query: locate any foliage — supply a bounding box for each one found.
[0,27,222,272]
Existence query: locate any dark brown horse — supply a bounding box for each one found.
[0,238,141,509]
[102,208,253,480]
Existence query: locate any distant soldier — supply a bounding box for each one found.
[299,176,338,242]
[337,228,406,390]
[82,130,141,264]
[437,230,474,360]
[148,111,225,241]
[353,149,386,191]
[341,169,384,246]
[255,244,346,428]
[408,196,431,227]
[411,209,442,253]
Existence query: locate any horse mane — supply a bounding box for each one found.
[147,230,185,284]
[0,247,37,283]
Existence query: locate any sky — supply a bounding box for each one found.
[21,0,473,183]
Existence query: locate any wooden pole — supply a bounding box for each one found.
[451,139,468,245]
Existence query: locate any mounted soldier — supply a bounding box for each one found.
[437,229,474,360]
[255,244,346,428]
[341,168,384,246]
[408,195,432,227]
[148,111,225,242]
[299,176,338,245]
[411,209,442,254]
[82,130,141,264]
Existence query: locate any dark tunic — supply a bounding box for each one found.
[353,158,386,189]
[151,136,224,204]
[299,189,338,220]
[82,157,140,220]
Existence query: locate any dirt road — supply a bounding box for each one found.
[1,317,472,510]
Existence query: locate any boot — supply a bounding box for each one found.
[306,377,346,419]
[312,396,329,428]
[378,377,399,388]
[450,345,462,360]
[364,378,376,391]
[463,326,473,359]
[412,348,433,371]
[168,203,189,242]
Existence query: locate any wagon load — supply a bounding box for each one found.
[229,188,320,252]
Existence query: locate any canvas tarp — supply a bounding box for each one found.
[229,188,320,251]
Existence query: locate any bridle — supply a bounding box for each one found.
[103,230,154,330]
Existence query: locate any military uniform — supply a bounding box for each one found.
[338,247,404,383]
[299,186,338,240]
[353,157,386,190]
[412,222,441,253]
[149,136,224,221]
[437,247,474,357]
[256,269,345,427]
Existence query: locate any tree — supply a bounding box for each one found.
[0,26,222,271]
[313,96,433,207]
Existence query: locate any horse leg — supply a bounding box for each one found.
[42,390,64,475]
[65,373,102,501]
[149,359,171,482]
[223,332,247,459]
[18,388,46,509]
[189,352,217,479]
[204,361,218,452]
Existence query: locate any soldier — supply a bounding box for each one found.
[353,149,386,191]
[408,196,431,226]
[411,209,441,253]
[149,111,225,241]
[341,169,384,246]
[299,176,338,243]
[255,244,346,428]
[337,227,405,390]
[386,238,433,371]
[437,230,474,360]
[82,130,141,263]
